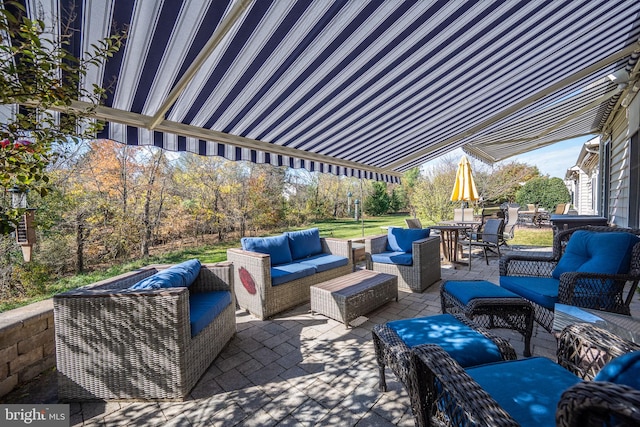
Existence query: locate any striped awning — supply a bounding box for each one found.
[13,0,640,181]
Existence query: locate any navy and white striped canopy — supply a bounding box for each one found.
[18,0,640,181]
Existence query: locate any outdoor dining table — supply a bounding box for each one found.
[431,222,480,267]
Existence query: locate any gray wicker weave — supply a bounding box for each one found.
[365,234,441,292]
[499,225,640,332]
[53,262,236,401]
[411,323,640,427]
[372,314,517,427]
[227,237,353,319]
[310,270,398,328]
[440,280,534,357]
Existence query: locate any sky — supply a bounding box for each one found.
[424,134,596,179]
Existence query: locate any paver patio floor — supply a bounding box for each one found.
[5,245,638,426]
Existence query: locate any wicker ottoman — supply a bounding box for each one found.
[441,280,534,357]
[311,270,397,328]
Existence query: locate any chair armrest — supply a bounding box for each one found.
[365,234,388,255]
[412,344,519,427]
[557,271,640,314]
[557,381,640,427]
[499,252,557,276]
[321,237,352,262]
[190,262,234,296]
[226,248,272,296]
[557,323,640,380]
[412,236,441,266]
[54,287,191,347]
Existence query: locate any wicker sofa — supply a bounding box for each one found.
[53,261,235,401]
[227,228,352,319]
[365,227,441,292]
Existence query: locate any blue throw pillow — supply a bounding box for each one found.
[241,234,293,266]
[286,228,322,260]
[387,227,430,253]
[130,259,201,290]
[552,230,640,279]
[594,351,640,390]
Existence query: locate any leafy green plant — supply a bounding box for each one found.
[0,2,124,231]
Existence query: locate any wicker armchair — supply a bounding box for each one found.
[54,262,235,401]
[499,225,640,332]
[365,233,441,292]
[411,323,640,427]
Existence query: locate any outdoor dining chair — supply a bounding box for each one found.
[458,218,504,267]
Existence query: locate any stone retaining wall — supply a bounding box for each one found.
[0,300,55,398]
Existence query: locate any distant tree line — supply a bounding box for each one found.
[1,143,569,303]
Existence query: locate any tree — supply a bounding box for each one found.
[364,182,390,216]
[476,161,540,205]
[0,3,123,232]
[516,176,570,211]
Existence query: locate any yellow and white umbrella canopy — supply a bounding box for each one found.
[450,155,479,203]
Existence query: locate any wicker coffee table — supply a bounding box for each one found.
[311,270,398,328]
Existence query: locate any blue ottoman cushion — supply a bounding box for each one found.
[387,314,503,367]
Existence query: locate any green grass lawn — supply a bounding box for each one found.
[1,215,552,312]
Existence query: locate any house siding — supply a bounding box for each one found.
[606,93,640,228]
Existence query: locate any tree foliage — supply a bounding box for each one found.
[515,176,570,211]
[363,182,390,216]
[0,2,123,232]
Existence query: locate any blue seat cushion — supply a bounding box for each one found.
[286,228,323,260]
[298,254,349,273]
[443,280,520,305]
[594,350,640,390]
[242,234,293,266]
[552,230,640,279]
[387,314,503,367]
[189,291,232,337]
[467,357,581,427]
[499,276,559,310]
[387,227,431,252]
[371,251,413,266]
[130,259,202,290]
[270,262,316,286]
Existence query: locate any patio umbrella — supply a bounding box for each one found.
[450,155,479,221]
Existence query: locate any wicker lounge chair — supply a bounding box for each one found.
[365,228,441,292]
[411,323,640,427]
[54,262,236,401]
[500,225,640,332]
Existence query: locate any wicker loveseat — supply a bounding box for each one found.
[54,260,235,401]
[499,225,640,331]
[227,227,352,319]
[365,227,441,292]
